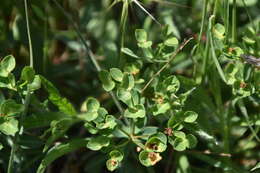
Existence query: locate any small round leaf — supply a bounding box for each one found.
[99,70,115,91]
[186,134,197,149]
[110,68,123,82]
[21,66,35,83]
[184,111,198,123]
[87,136,110,151]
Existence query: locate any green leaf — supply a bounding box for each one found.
[85,97,100,112]
[80,111,99,122]
[171,137,187,151]
[37,138,89,173]
[251,162,260,171]
[242,36,255,45]
[96,115,117,129]
[106,150,123,171]
[124,104,146,118]
[110,68,124,82]
[139,151,162,167]
[84,123,98,134]
[43,118,77,152]
[124,62,142,75]
[0,99,24,116]
[0,75,16,90]
[0,118,18,136]
[183,111,198,123]
[178,155,190,173]
[213,23,225,40]
[138,41,152,48]
[174,131,186,139]
[21,66,35,83]
[94,107,108,123]
[109,150,124,162]
[145,132,167,152]
[230,0,257,7]
[0,55,16,77]
[99,70,115,91]
[121,48,139,59]
[40,76,77,116]
[167,111,184,127]
[164,37,179,47]
[117,88,131,104]
[140,126,158,138]
[186,134,197,148]
[135,29,147,43]
[225,63,239,85]
[152,103,171,116]
[80,97,100,122]
[0,143,3,150]
[163,75,180,93]
[28,75,41,91]
[121,73,135,91]
[87,136,110,151]
[233,81,254,97]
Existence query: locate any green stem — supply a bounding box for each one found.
[131,119,135,135]
[223,0,230,43]
[24,0,34,68]
[198,0,208,45]
[8,1,33,172]
[119,0,129,68]
[231,0,237,44]
[141,37,193,93]
[238,100,260,142]
[7,138,17,173]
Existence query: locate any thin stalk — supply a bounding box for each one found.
[213,0,219,17]
[131,119,135,135]
[202,36,210,76]
[223,0,230,43]
[24,0,34,68]
[198,0,208,46]
[194,0,208,78]
[132,0,161,26]
[141,37,193,93]
[52,0,128,124]
[119,0,129,68]
[238,100,260,142]
[231,0,237,44]
[8,1,33,172]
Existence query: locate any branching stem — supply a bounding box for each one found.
[141,37,193,93]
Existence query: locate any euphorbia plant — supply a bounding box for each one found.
[0,27,199,172]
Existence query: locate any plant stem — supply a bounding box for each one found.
[238,100,260,142]
[8,1,33,172]
[232,0,237,44]
[223,0,230,43]
[24,0,34,68]
[141,37,193,93]
[119,0,129,68]
[198,0,208,46]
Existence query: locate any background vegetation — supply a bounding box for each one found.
[0,0,259,172]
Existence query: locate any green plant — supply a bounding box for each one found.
[0,0,260,173]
